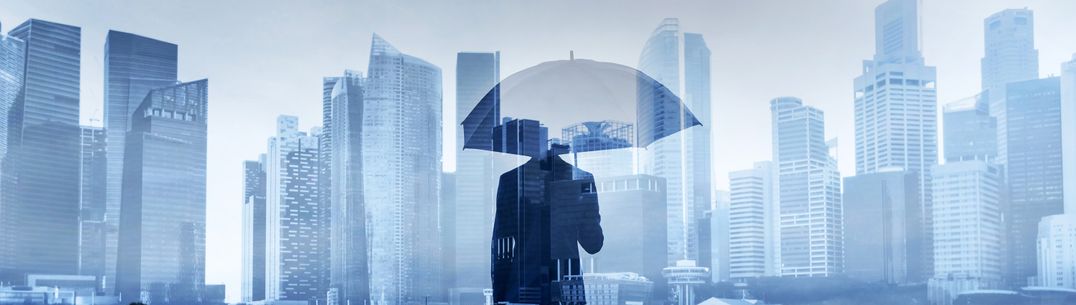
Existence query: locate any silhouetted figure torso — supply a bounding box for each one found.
[491,126,603,305]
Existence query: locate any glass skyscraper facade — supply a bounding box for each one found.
[451,51,499,299]
[0,27,24,276]
[1063,55,1076,214]
[1005,77,1063,286]
[2,19,82,282]
[364,34,443,305]
[561,121,635,179]
[264,116,327,302]
[853,0,938,279]
[770,97,842,277]
[241,157,267,303]
[638,18,712,266]
[843,169,922,284]
[116,79,208,304]
[327,71,368,305]
[942,95,997,163]
[104,31,179,291]
[79,126,108,281]
[982,9,1038,167]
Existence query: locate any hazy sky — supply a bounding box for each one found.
[3,0,1076,302]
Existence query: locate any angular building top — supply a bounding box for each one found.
[873,0,922,65]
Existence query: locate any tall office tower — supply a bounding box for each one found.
[707,191,730,283]
[116,80,208,304]
[981,9,1037,166]
[326,71,368,305]
[853,0,938,279]
[580,174,668,304]
[942,95,996,163]
[638,18,712,265]
[242,157,267,303]
[1061,55,1076,214]
[562,121,635,179]
[843,169,922,284]
[727,161,779,279]
[103,31,178,291]
[364,34,443,304]
[770,97,842,277]
[1,19,82,283]
[1005,77,1063,286]
[927,161,1003,305]
[0,28,24,275]
[79,126,108,281]
[452,51,499,301]
[1037,214,1076,288]
[264,116,328,303]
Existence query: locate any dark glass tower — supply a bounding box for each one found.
[1005,77,1063,286]
[2,19,82,282]
[117,80,208,304]
[79,126,108,284]
[0,24,25,277]
[843,170,922,284]
[104,31,178,291]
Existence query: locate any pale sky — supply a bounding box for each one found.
[3,0,1075,302]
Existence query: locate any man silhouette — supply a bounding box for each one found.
[490,119,603,305]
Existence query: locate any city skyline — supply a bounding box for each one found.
[3,1,1076,303]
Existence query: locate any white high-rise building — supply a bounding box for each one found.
[1037,214,1076,289]
[1061,54,1076,214]
[638,18,712,265]
[770,97,842,277]
[854,0,939,279]
[928,161,1003,305]
[265,116,327,303]
[364,34,443,305]
[727,161,779,279]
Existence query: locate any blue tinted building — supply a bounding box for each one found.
[0,24,24,276]
[79,126,108,285]
[103,30,178,291]
[117,80,208,304]
[2,19,82,282]
[326,71,368,305]
[241,157,267,303]
[1005,77,1063,286]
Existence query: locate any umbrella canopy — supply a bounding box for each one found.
[461,58,701,155]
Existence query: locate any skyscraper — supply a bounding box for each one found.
[1005,77,1063,286]
[942,95,997,163]
[1061,55,1076,214]
[117,80,208,304]
[843,169,922,284]
[326,71,368,305]
[364,34,443,304]
[707,191,730,283]
[242,157,267,303]
[638,18,712,265]
[0,26,24,276]
[580,174,668,303]
[727,161,779,279]
[853,0,938,278]
[452,52,499,299]
[103,31,178,291]
[264,116,327,303]
[770,97,842,277]
[1036,214,1076,289]
[2,19,82,282]
[79,126,108,281]
[981,9,1038,167]
[928,161,1003,305]
[561,121,636,179]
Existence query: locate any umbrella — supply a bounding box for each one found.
[461,58,702,155]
